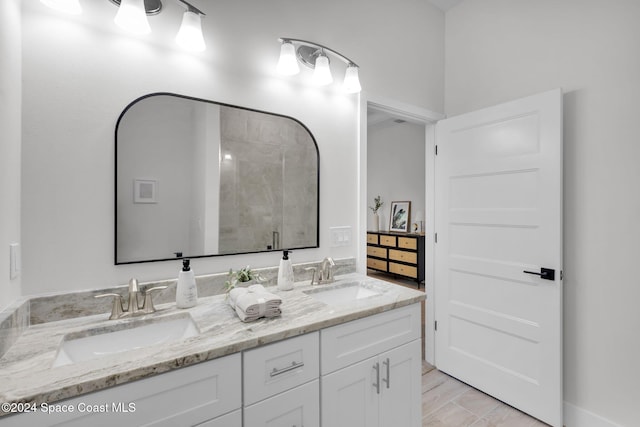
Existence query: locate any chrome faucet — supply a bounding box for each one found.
[95,278,167,320]
[306,257,335,285]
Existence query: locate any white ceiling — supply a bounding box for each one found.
[428,0,464,12]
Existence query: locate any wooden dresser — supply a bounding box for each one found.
[366,231,425,286]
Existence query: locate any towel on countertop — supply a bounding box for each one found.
[228,284,282,322]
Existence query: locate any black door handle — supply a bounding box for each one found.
[523,267,555,281]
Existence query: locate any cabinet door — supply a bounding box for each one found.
[321,357,378,427]
[244,380,319,427]
[379,340,422,427]
[1,354,241,427]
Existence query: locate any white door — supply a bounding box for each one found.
[434,89,563,426]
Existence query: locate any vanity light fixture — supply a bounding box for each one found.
[175,1,206,52]
[40,0,82,15]
[114,0,151,35]
[277,38,362,94]
[42,0,207,52]
[312,52,333,86]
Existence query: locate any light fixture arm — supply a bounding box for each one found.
[279,38,358,68]
[176,0,205,16]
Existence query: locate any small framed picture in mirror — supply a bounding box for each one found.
[389,201,411,232]
[134,179,158,204]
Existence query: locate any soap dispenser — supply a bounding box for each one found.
[277,250,294,291]
[176,259,198,308]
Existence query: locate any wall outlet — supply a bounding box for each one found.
[330,226,351,247]
[10,243,20,280]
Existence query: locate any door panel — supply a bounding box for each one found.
[435,89,563,427]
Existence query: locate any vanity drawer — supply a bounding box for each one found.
[244,380,319,427]
[380,235,397,247]
[388,249,417,264]
[367,246,387,258]
[320,304,420,374]
[389,262,418,279]
[367,233,379,244]
[398,236,418,250]
[243,332,319,406]
[367,258,387,271]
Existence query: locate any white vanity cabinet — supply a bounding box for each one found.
[320,304,422,427]
[243,332,320,427]
[0,301,423,427]
[1,353,242,427]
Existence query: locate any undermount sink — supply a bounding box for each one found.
[52,314,200,367]
[303,281,384,305]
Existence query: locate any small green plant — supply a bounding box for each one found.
[369,195,383,214]
[225,266,264,292]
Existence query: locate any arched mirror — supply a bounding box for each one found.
[115,93,319,264]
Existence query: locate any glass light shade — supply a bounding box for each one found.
[114,0,151,35]
[343,65,362,94]
[276,42,300,76]
[313,54,333,86]
[176,11,206,52]
[40,0,82,15]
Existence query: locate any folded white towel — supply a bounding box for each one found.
[235,304,282,322]
[228,284,282,322]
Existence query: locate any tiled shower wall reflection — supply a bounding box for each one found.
[219,107,318,254]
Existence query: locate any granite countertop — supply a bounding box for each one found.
[0,273,424,413]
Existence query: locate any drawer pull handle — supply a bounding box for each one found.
[270,361,304,377]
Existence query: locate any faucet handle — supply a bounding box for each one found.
[305,267,319,285]
[128,278,139,293]
[95,293,125,320]
[142,286,168,314]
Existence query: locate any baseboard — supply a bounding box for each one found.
[564,402,623,427]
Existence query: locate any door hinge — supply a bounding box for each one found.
[435,320,438,331]
[435,232,438,243]
[560,270,563,280]
[435,145,438,155]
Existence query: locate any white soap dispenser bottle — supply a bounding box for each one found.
[176,259,198,308]
[277,250,294,291]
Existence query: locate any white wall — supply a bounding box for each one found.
[445,1,640,426]
[0,0,21,310]
[367,120,426,231]
[20,0,444,295]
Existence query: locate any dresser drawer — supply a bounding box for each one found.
[244,332,319,406]
[389,262,418,278]
[367,258,387,271]
[398,236,418,250]
[367,246,387,258]
[320,304,421,374]
[388,249,417,264]
[380,235,397,247]
[367,233,379,244]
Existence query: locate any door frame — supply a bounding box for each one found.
[358,93,443,364]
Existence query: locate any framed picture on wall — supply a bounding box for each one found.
[134,179,158,204]
[389,201,411,232]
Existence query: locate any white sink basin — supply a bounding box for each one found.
[53,314,199,367]
[303,281,383,305]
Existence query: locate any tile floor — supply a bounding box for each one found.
[421,363,549,427]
